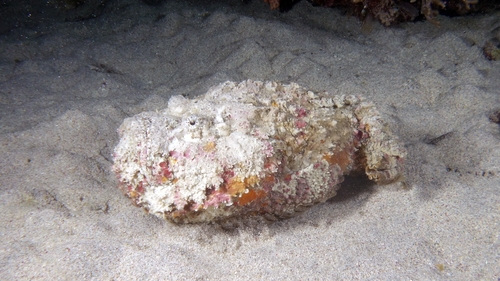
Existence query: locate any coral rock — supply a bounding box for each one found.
[264,0,280,10]
[112,80,406,223]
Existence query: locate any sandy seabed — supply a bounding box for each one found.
[1,0,499,279]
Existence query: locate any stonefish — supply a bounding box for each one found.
[112,80,406,223]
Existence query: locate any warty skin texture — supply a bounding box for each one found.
[112,80,406,223]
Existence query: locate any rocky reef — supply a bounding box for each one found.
[112,80,406,223]
[266,0,497,26]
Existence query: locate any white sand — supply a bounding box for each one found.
[1,0,499,279]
